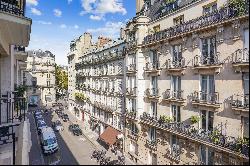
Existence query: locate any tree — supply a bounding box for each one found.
[55,64,68,100]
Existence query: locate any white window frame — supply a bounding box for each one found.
[199,110,214,131]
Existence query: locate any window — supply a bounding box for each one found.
[127,76,136,89]
[171,105,181,122]
[200,75,215,101]
[200,110,214,131]
[172,44,182,61]
[170,134,180,156]
[153,25,160,33]
[130,141,138,155]
[201,36,216,64]
[149,127,156,141]
[150,102,157,118]
[200,145,214,165]
[242,117,249,139]
[173,15,184,25]
[151,76,158,92]
[128,98,136,112]
[203,2,217,15]
[131,122,138,134]
[244,29,249,50]
[47,81,50,87]
[149,50,158,64]
[171,76,181,94]
[243,73,249,96]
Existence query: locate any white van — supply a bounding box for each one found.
[40,127,59,154]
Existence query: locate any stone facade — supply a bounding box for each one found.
[124,0,249,165]
[25,50,56,107]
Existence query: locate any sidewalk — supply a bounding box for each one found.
[65,109,136,165]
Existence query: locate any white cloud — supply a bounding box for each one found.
[80,0,127,20]
[31,8,42,15]
[60,24,67,29]
[36,21,52,25]
[27,0,38,6]
[54,9,62,17]
[87,21,125,40]
[74,25,79,29]
[68,0,73,4]
[90,15,103,21]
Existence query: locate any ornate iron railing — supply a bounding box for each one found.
[126,64,136,72]
[146,139,157,149]
[0,0,25,16]
[144,62,161,71]
[232,94,249,109]
[166,57,186,69]
[126,87,137,96]
[145,88,160,98]
[125,109,137,120]
[143,3,249,45]
[140,114,249,158]
[193,53,221,66]
[192,91,220,104]
[232,48,249,64]
[163,89,184,100]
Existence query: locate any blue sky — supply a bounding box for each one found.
[26,0,135,65]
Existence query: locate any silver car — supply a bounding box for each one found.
[52,120,64,132]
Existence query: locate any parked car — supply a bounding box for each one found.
[37,120,47,135]
[52,120,64,132]
[68,124,82,136]
[62,114,69,122]
[40,127,59,155]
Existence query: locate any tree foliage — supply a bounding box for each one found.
[55,64,68,99]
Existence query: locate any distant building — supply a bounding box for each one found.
[25,50,56,107]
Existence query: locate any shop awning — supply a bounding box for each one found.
[99,127,121,146]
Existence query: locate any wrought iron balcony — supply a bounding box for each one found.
[126,87,137,97]
[144,62,161,74]
[126,64,137,74]
[166,144,181,162]
[146,139,157,150]
[232,48,249,72]
[140,112,158,126]
[145,88,160,99]
[191,91,220,109]
[141,117,249,158]
[166,58,186,72]
[143,2,249,46]
[0,0,26,16]
[127,130,139,141]
[163,89,185,104]
[231,94,249,112]
[127,40,137,50]
[193,53,223,73]
[125,109,137,120]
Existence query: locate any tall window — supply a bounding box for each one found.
[171,134,180,156]
[151,76,158,95]
[149,127,156,141]
[149,50,158,64]
[131,122,138,134]
[200,75,215,101]
[127,76,135,89]
[203,2,217,15]
[200,145,214,165]
[242,116,249,139]
[201,36,216,64]
[171,76,181,96]
[201,110,214,131]
[128,98,136,112]
[172,44,182,61]
[171,105,181,122]
[150,102,157,118]
[243,73,249,95]
[244,29,249,50]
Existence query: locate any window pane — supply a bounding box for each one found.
[200,145,206,164]
[208,148,214,165]
[201,110,207,130]
[208,111,214,131]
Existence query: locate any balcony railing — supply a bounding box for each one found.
[127,130,139,141]
[232,48,249,64]
[126,64,136,73]
[126,87,137,96]
[0,0,25,16]
[143,3,249,45]
[140,115,249,158]
[145,88,160,98]
[166,58,186,71]
[232,94,249,110]
[163,89,184,101]
[144,62,161,72]
[193,53,221,67]
[192,91,220,107]
[146,139,157,150]
[125,109,137,120]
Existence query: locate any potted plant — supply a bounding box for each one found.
[190,115,200,124]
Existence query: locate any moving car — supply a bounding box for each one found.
[40,127,59,155]
[52,120,64,132]
[68,124,82,136]
[62,114,69,122]
[37,120,47,135]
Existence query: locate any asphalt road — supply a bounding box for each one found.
[28,107,78,165]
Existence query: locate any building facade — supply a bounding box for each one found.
[124,0,249,165]
[68,32,127,152]
[25,50,56,107]
[0,0,32,164]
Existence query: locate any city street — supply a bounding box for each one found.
[28,107,97,165]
